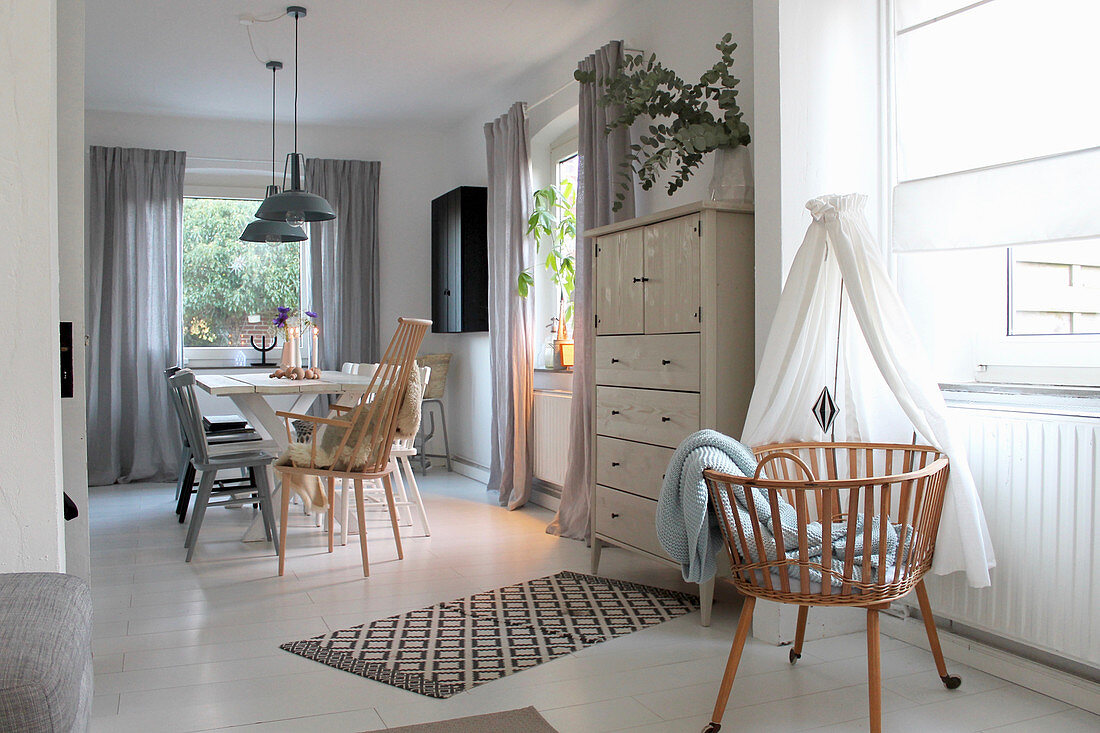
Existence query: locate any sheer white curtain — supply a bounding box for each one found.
[743,194,995,587]
[86,146,186,485]
[549,41,636,540]
[485,102,536,510]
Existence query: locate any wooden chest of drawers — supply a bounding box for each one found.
[587,202,755,626]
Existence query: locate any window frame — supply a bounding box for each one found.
[179,193,312,368]
[886,0,1100,388]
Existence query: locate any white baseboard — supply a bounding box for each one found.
[881,614,1100,715]
[449,457,490,484]
[529,487,561,513]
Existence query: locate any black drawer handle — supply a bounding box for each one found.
[661,359,671,365]
[610,358,620,364]
[610,410,620,415]
[610,512,620,519]
[610,461,620,467]
[661,416,671,422]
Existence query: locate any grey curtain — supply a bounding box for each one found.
[305,159,381,367]
[485,102,536,510]
[86,146,186,485]
[548,41,636,539]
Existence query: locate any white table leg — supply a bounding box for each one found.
[231,392,325,542]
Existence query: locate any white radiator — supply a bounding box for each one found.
[533,390,572,487]
[923,405,1100,668]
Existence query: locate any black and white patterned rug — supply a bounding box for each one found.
[280,570,699,698]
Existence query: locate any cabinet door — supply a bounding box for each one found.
[643,216,700,334]
[594,229,644,335]
[430,195,452,332]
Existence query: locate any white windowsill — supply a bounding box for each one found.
[940,382,1100,419]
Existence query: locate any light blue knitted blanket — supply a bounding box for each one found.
[656,430,910,585]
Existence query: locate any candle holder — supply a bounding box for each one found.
[249,335,278,366]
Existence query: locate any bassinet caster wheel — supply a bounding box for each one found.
[789,648,801,664]
[702,723,722,732]
[941,674,962,689]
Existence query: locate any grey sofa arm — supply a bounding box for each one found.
[0,573,93,733]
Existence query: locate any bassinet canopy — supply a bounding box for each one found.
[742,194,995,588]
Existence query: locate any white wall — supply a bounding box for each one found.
[0,0,67,572]
[437,0,758,473]
[750,0,887,644]
[59,0,89,579]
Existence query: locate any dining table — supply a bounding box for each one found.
[194,370,375,542]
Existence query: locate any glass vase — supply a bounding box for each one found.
[708,145,754,204]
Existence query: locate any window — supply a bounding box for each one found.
[890,0,1100,386]
[1010,241,1100,336]
[182,197,308,363]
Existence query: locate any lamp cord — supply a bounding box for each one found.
[271,65,277,189]
[293,13,299,155]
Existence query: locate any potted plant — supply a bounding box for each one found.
[518,181,577,368]
[575,33,751,210]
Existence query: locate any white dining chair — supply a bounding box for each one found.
[336,364,432,544]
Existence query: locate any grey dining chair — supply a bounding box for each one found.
[163,366,266,523]
[167,369,280,562]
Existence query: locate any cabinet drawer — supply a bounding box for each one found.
[594,334,700,391]
[595,386,699,448]
[596,436,673,501]
[594,486,670,561]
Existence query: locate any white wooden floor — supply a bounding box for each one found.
[88,472,1098,732]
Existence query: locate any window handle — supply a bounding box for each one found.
[610,410,620,415]
[610,358,620,364]
[661,359,671,365]
[632,276,650,283]
[661,416,671,422]
[610,512,620,519]
[610,461,620,467]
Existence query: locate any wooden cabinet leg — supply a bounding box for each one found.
[699,577,715,627]
[590,537,603,574]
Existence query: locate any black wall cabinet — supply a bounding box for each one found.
[431,186,488,333]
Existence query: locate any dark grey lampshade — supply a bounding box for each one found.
[254,189,336,225]
[239,218,308,243]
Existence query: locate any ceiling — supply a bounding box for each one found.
[85,0,633,125]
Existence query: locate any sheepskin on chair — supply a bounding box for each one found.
[276,364,422,508]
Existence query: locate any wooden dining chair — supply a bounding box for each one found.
[274,317,431,576]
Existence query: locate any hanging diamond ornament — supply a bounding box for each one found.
[812,386,838,434]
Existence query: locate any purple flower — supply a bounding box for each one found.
[277,306,292,315]
[305,311,317,319]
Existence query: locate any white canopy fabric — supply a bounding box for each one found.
[742,194,995,587]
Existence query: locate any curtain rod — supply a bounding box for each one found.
[526,46,642,113]
[188,156,271,166]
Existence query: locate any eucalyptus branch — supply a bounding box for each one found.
[575,33,750,211]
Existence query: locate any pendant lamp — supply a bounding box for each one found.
[241,60,308,243]
[255,6,336,226]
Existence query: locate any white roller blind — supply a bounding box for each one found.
[893,0,1100,252]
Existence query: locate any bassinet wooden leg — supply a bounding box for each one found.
[703,595,755,733]
[867,608,882,733]
[790,605,809,664]
[915,580,961,689]
[590,538,603,574]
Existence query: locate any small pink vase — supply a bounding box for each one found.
[278,337,301,370]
